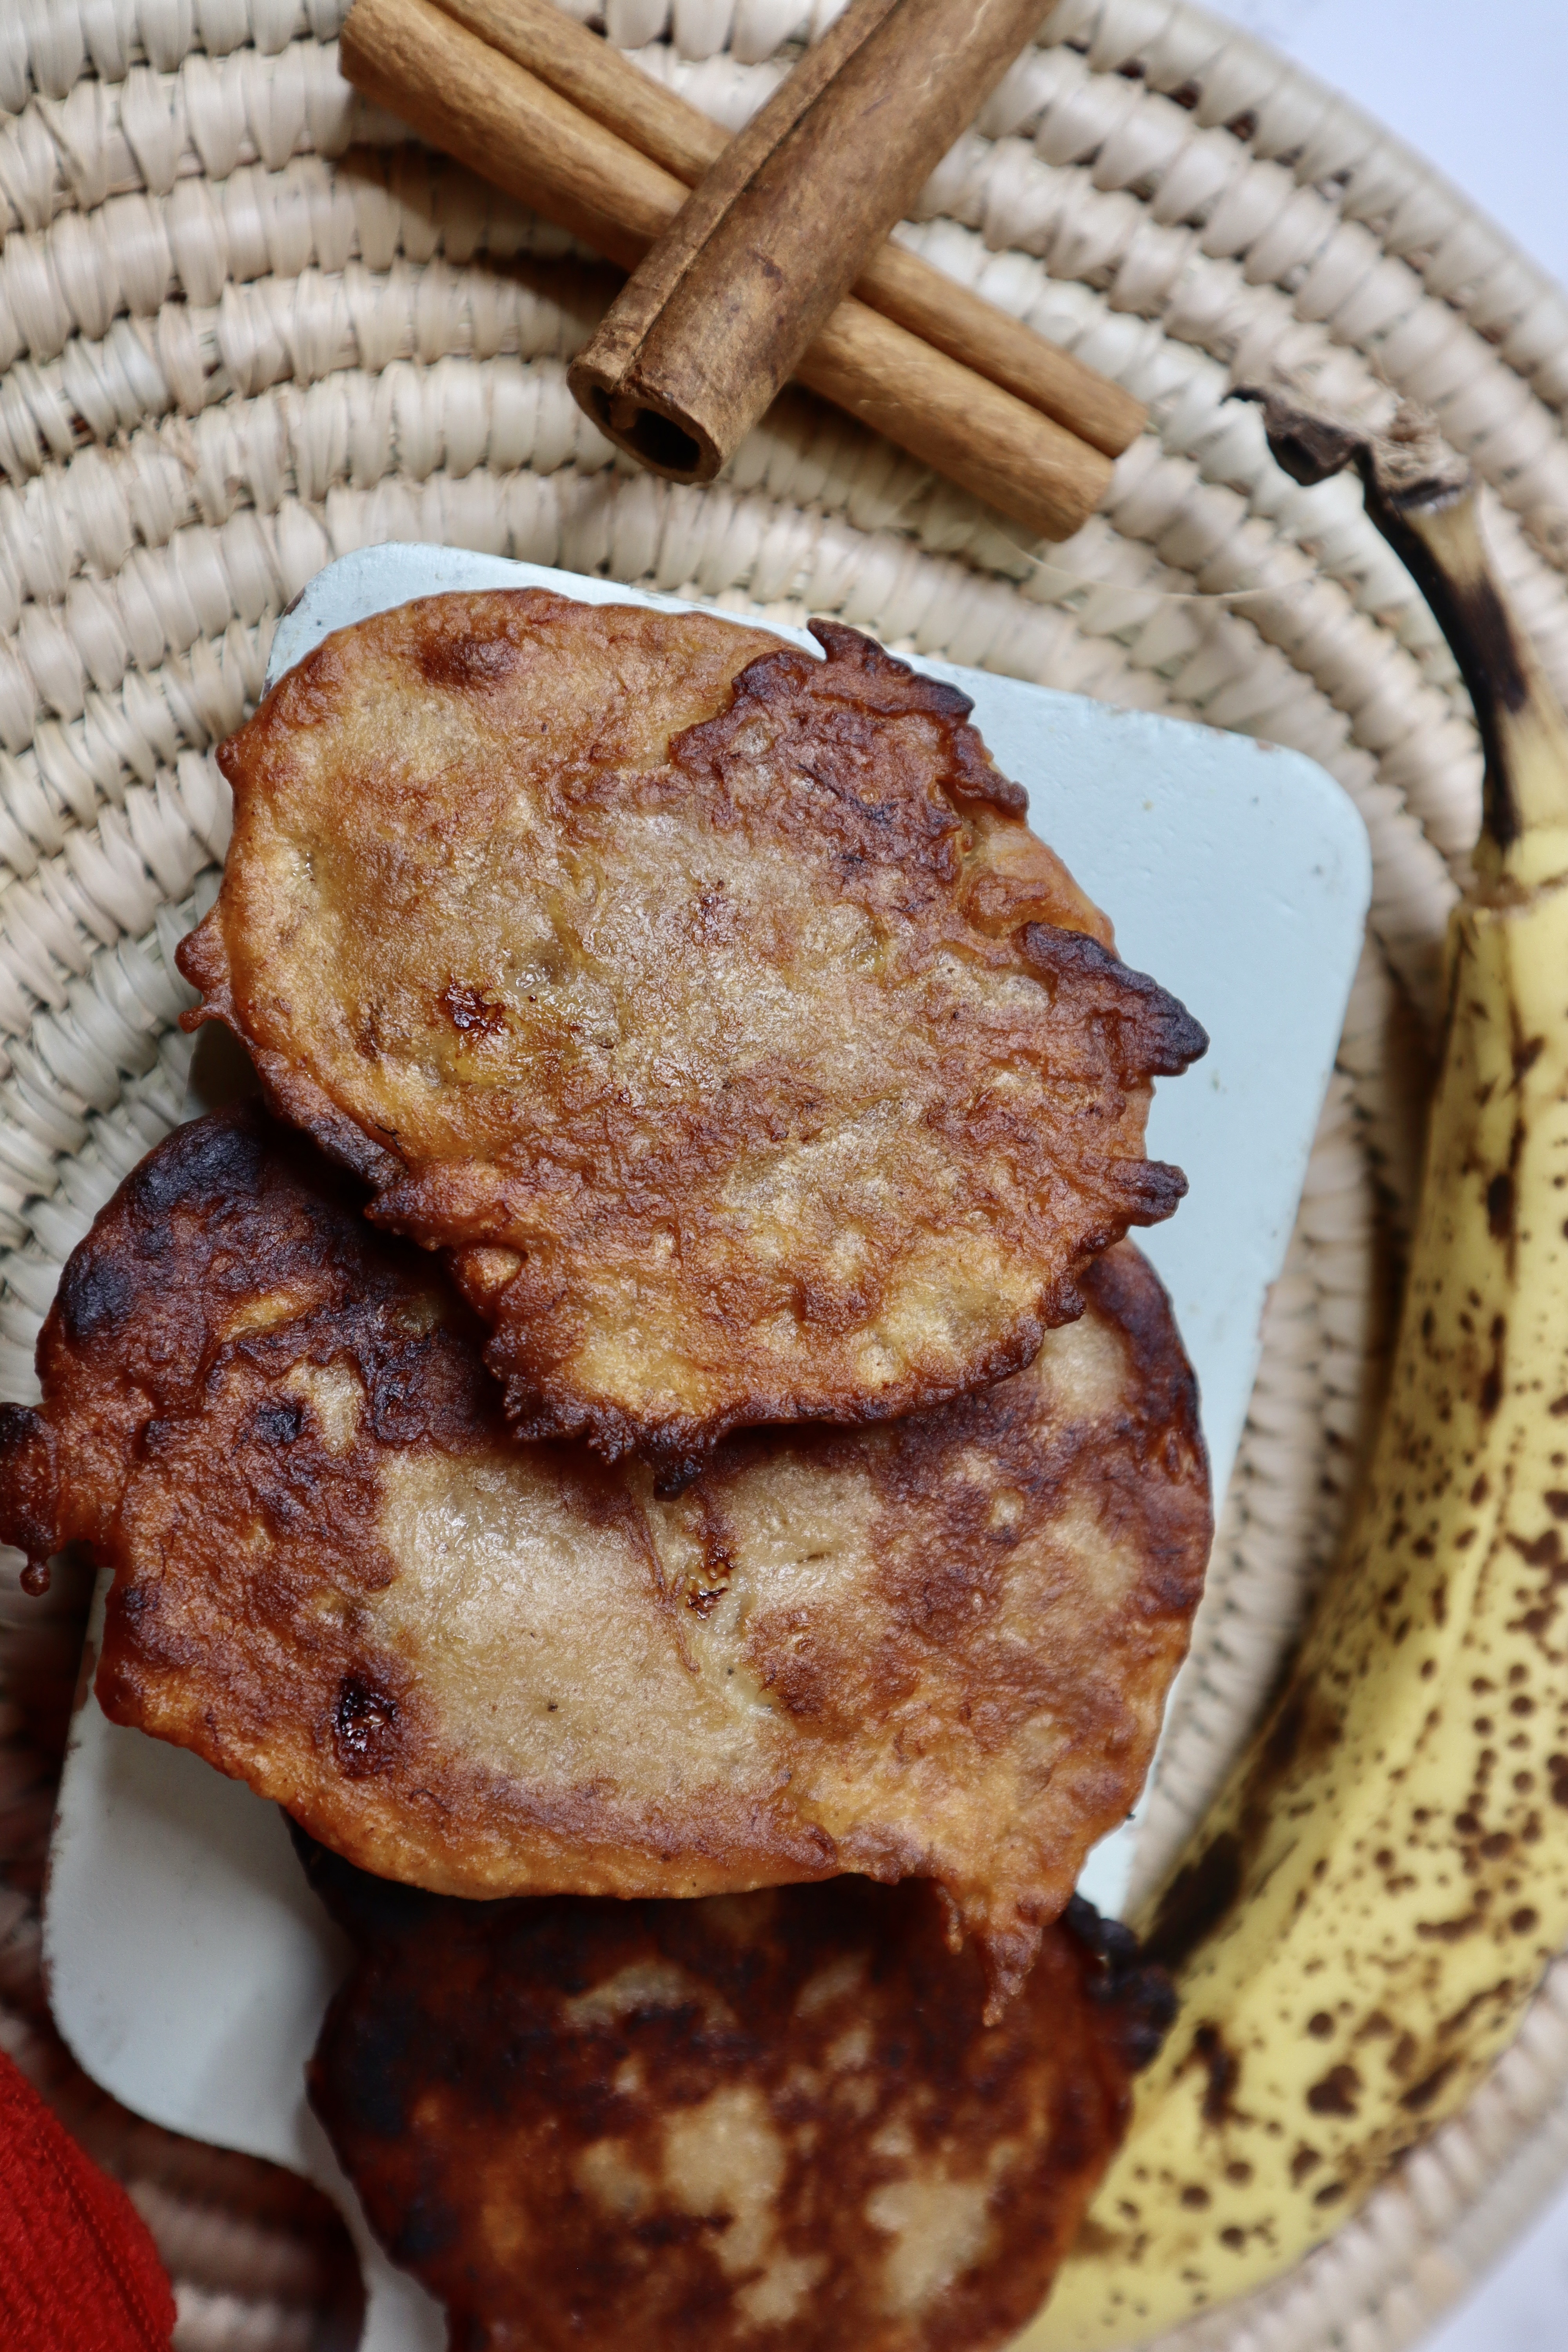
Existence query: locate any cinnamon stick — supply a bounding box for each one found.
[434,0,1145,459]
[339,0,1114,539]
[439,0,727,183]
[571,0,1076,483]
[342,0,678,268]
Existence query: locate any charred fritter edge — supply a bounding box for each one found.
[0,1109,1210,2006]
[298,1831,1174,2352]
[178,596,1207,1471]
[0,1107,492,1597]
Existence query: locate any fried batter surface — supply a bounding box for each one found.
[0,1109,1210,2003]
[180,591,1205,1467]
[302,1845,1172,2352]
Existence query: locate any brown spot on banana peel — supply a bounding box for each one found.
[1400,2056,1462,2113]
[1143,1681,1345,1972]
[1182,2023,1242,2129]
[1305,2064,1360,2118]
[1142,1835,1243,1973]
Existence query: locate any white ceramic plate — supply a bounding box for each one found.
[44,548,1371,2349]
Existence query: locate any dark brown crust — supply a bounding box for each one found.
[0,1108,1211,2007]
[180,592,1205,1472]
[301,1846,1169,2352]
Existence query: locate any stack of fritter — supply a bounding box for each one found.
[0,591,1212,2348]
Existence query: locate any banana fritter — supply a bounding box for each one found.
[179,590,1206,1470]
[301,1837,1173,2352]
[0,1108,1210,2007]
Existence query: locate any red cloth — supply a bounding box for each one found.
[0,2048,174,2350]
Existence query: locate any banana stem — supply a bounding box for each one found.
[1242,392,1568,894]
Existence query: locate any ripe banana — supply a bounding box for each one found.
[1033,399,1568,2348]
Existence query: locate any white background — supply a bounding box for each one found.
[1203,2,1568,2342]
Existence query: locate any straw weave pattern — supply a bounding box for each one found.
[3,0,1568,2343]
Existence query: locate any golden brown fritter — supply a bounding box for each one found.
[0,1108,1210,2006]
[179,591,1206,1471]
[301,1840,1173,2352]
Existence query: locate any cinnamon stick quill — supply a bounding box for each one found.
[340,0,1115,540]
[436,0,1145,460]
[572,0,1094,485]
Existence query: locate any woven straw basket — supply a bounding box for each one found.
[6,0,1568,2343]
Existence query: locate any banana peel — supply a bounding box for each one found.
[1035,399,1568,2348]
